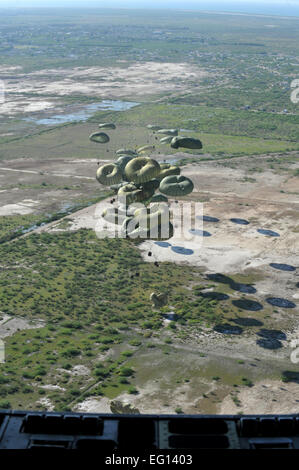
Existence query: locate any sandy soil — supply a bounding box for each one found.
[220,380,299,414]
[0,314,45,339]
[42,156,298,280]
[1,62,209,116]
[74,397,111,413]
[1,151,298,414]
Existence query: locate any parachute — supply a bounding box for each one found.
[150,292,168,308]
[157,163,180,181]
[150,193,168,203]
[116,149,137,157]
[96,163,122,186]
[159,175,194,196]
[142,179,160,191]
[115,155,134,172]
[157,129,178,136]
[98,123,116,130]
[89,132,110,144]
[124,157,161,184]
[118,183,145,205]
[93,124,200,241]
[170,136,203,150]
[160,136,173,144]
[137,145,155,154]
[147,125,162,131]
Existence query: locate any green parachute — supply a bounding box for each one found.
[96,163,122,186]
[170,136,203,150]
[94,124,201,240]
[150,193,168,203]
[120,201,171,240]
[147,125,162,131]
[151,292,168,308]
[157,163,180,181]
[137,145,155,154]
[124,157,161,184]
[115,155,134,171]
[89,132,110,144]
[98,123,116,130]
[159,136,173,144]
[159,175,194,196]
[157,129,178,136]
[116,149,138,157]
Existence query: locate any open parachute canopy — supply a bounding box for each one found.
[98,123,116,130]
[147,125,162,131]
[116,149,138,157]
[89,131,110,144]
[170,136,203,150]
[157,129,179,136]
[93,123,200,239]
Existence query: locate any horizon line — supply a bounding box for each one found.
[0,6,298,20]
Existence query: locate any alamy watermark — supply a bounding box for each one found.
[94,200,204,246]
[290,79,299,104]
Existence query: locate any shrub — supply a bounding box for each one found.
[121,350,133,357]
[61,348,81,358]
[128,339,141,347]
[119,377,129,384]
[0,400,11,409]
[119,367,134,377]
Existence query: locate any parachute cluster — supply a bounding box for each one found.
[90,122,202,240]
[147,125,203,150]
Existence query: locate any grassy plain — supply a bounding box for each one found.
[0,8,298,413]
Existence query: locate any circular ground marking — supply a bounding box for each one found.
[171,246,194,255]
[230,218,250,225]
[257,229,280,237]
[189,229,211,237]
[269,263,296,272]
[197,215,219,223]
[154,241,171,248]
[266,297,296,308]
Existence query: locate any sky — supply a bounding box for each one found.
[0,0,298,17]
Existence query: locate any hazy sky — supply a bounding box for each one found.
[0,0,298,16]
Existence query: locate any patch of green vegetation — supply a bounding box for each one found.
[0,214,43,244]
[175,407,183,414]
[91,103,299,145]
[0,227,276,409]
[0,192,110,244]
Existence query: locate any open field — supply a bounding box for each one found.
[0,151,298,413]
[1,120,298,163]
[0,8,298,414]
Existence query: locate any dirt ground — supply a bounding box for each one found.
[1,150,298,415]
[66,153,299,415]
[1,62,209,117]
